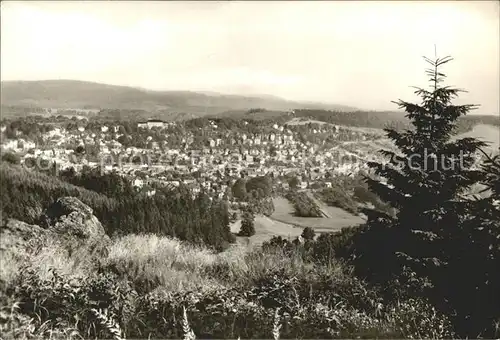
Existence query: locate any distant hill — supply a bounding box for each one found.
[0,80,356,120]
[287,109,500,134]
[213,108,498,133]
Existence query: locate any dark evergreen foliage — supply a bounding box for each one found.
[245,175,273,197]
[0,163,234,251]
[335,55,500,337]
[231,178,247,201]
[301,227,316,241]
[239,211,255,237]
[286,191,323,217]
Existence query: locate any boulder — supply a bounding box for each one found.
[1,197,110,259]
[41,197,108,242]
[0,219,47,255]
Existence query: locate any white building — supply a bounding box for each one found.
[138,120,166,129]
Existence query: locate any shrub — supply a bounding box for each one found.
[286,191,323,217]
[239,212,256,237]
[1,230,458,339]
[3,269,136,339]
[1,152,20,165]
[318,186,358,214]
[248,196,275,216]
[301,227,316,241]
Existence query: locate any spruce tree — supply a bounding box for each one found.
[451,150,500,337]
[239,211,256,237]
[346,54,499,336]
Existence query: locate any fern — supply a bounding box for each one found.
[272,307,282,340]
[182,306,196,340]
[91,308,124,340]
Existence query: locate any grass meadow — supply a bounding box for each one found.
[1,231,454,339]
[270,197,365,234]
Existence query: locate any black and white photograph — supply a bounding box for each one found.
[0,1,499,339]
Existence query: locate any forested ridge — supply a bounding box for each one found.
[0,163,234,250]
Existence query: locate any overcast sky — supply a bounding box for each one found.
[1,1,499,113]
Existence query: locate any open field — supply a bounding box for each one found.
[270,196,365,233]
[230,195,364,246]
[231,215,304,246]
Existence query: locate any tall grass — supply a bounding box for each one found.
[1,232,454,339]
[103,234,222,292]
[1,235,93,287]
[3,232,324,292]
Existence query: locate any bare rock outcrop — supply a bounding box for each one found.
[1,197,110,259]
[0,219,46,255]
[41,197,108,242]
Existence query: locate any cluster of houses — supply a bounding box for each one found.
[1,119,385,197]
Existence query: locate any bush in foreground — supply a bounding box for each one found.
[1,266,453,339]
[0,232,455,339]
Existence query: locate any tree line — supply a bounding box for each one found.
[0,163,235,251]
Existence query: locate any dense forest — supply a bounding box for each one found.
[294,108,500,132]
[0,163,234,250]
